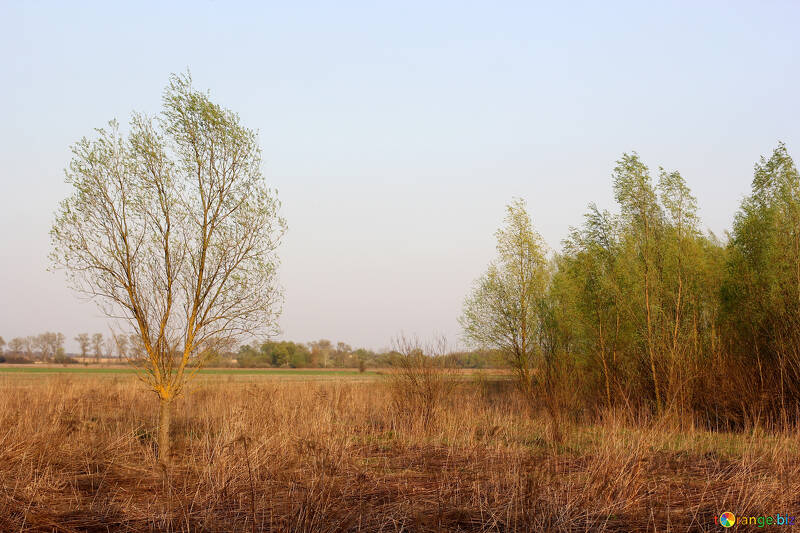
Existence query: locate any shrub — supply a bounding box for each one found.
[388,335,455,429]
[54,353,78,364]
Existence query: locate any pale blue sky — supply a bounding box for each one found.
[1,1,799,351]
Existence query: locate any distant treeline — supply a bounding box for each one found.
[0,332,138,364]
[211,340,503,369]
[0,335,502,369]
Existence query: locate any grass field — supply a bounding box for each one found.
[1,372,798,532]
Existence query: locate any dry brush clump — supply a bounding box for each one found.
[1,374,799,532]
[386,335,456,431]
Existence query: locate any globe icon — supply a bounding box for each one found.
[720,512,736,527]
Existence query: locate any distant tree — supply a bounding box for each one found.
[23,337,35,359]
[75,333,90,360]
[354,348,372,369]
[0,336,5,354]
[309,339,332,368]
[263,342,289,366]
[236,341,311,368]
[194,336,238,367]
[334,342,353,367]
[31,335,46,360]
[50,72,285,463]
[104,336,114,360]
[91,333,104,364]
[113,333,128,359]
[446,348,504,368]
[54,346,75,364]
[8,337,24,356]
[286,342,312,368]
[236,345,259,366]
[33,332,64,362]
[128,334,145,360]
[53,333,66,360]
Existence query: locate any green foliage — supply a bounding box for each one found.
[237,341,312,368]
[50,72,285,404]
[463,151,768,419]
[558,154,727,413]
[446,349,504,368]
[231,341,501,369]
[722,143,800,413]
[236,344,271,368]
[725,143,800,320]
[460,198,550,384]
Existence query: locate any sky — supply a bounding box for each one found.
[1,1,800,352]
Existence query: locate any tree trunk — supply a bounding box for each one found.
[158,397,172,463]
[601,352,612,410]
[598,320,612,409]
[543,372,563,445]
[645,265,661,413]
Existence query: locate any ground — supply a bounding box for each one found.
[0,368,797,531]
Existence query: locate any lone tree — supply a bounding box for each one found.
[113,332,129,359]
[51,73,285,462]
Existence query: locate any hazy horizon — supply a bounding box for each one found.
[2,1,800,352]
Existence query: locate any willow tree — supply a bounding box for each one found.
[656,167,707,411]
[561,204,624,408]
[51,73,285,462]
[460,199,560,439]
[724,143,800,416]
[612,153,664,412]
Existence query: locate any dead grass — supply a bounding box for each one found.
[0,374,798,532]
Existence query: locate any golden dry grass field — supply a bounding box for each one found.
[1,370,798,532]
